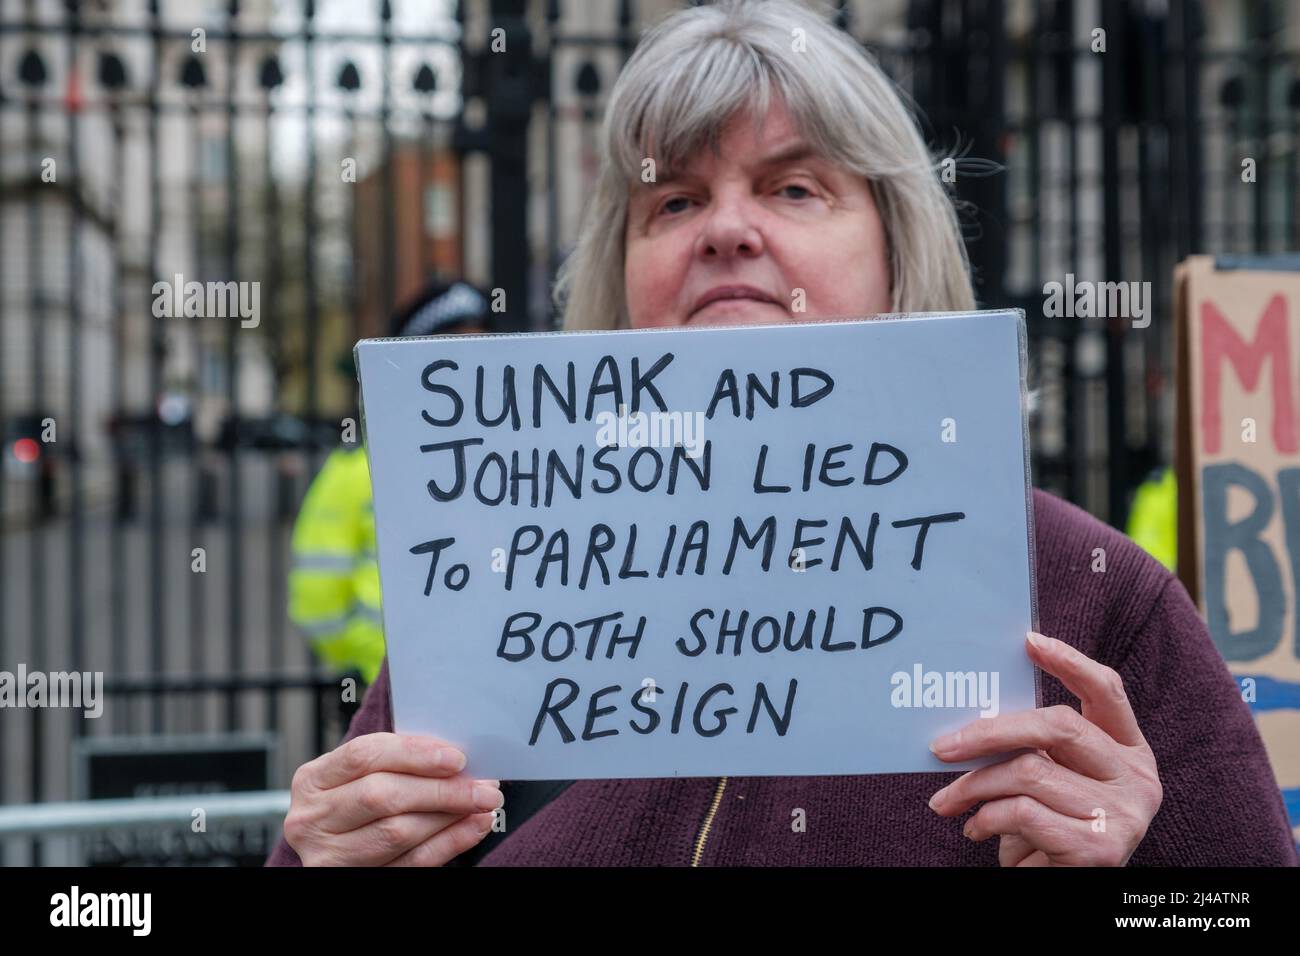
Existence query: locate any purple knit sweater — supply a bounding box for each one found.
[267,489,1299,866]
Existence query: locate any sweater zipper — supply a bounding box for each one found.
[690,777,728,867]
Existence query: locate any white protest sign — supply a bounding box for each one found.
[355,312,1039,779]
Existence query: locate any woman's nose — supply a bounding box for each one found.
[695,193,765,260]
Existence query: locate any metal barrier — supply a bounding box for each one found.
[0,672,356,866]
[0,791,291,838]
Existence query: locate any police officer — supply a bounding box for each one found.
[1126,466,1177,573]
[288,282,490,683]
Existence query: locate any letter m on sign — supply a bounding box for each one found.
[1201,295,1296,454]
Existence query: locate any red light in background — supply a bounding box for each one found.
[12,438,40,464]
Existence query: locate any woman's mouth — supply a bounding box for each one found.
[687,288,786,325]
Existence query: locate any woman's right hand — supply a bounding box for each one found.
[282,732,503,866]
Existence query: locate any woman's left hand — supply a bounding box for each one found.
[927,631,1163,866]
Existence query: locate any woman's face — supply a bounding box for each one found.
[623,98,892,329]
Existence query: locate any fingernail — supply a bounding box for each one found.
[928,788,947,810]
[437,748,467,772]
[962,819,974,838]
[1026,631,1046,649]
[480,779,501,789]
[930,732,959,755]
[474,784,504,811]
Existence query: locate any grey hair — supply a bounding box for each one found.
[555,0,977,331]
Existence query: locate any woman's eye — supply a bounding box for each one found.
[777,183,813,200]
[659,196,691,215]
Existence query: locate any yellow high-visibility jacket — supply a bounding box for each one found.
[1126,467,1177,573]
[288,445,385,684]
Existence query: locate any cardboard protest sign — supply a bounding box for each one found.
[355,311,1039,780]
[1174,255,1300,842]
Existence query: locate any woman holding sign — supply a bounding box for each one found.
[269,0,1297,867]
